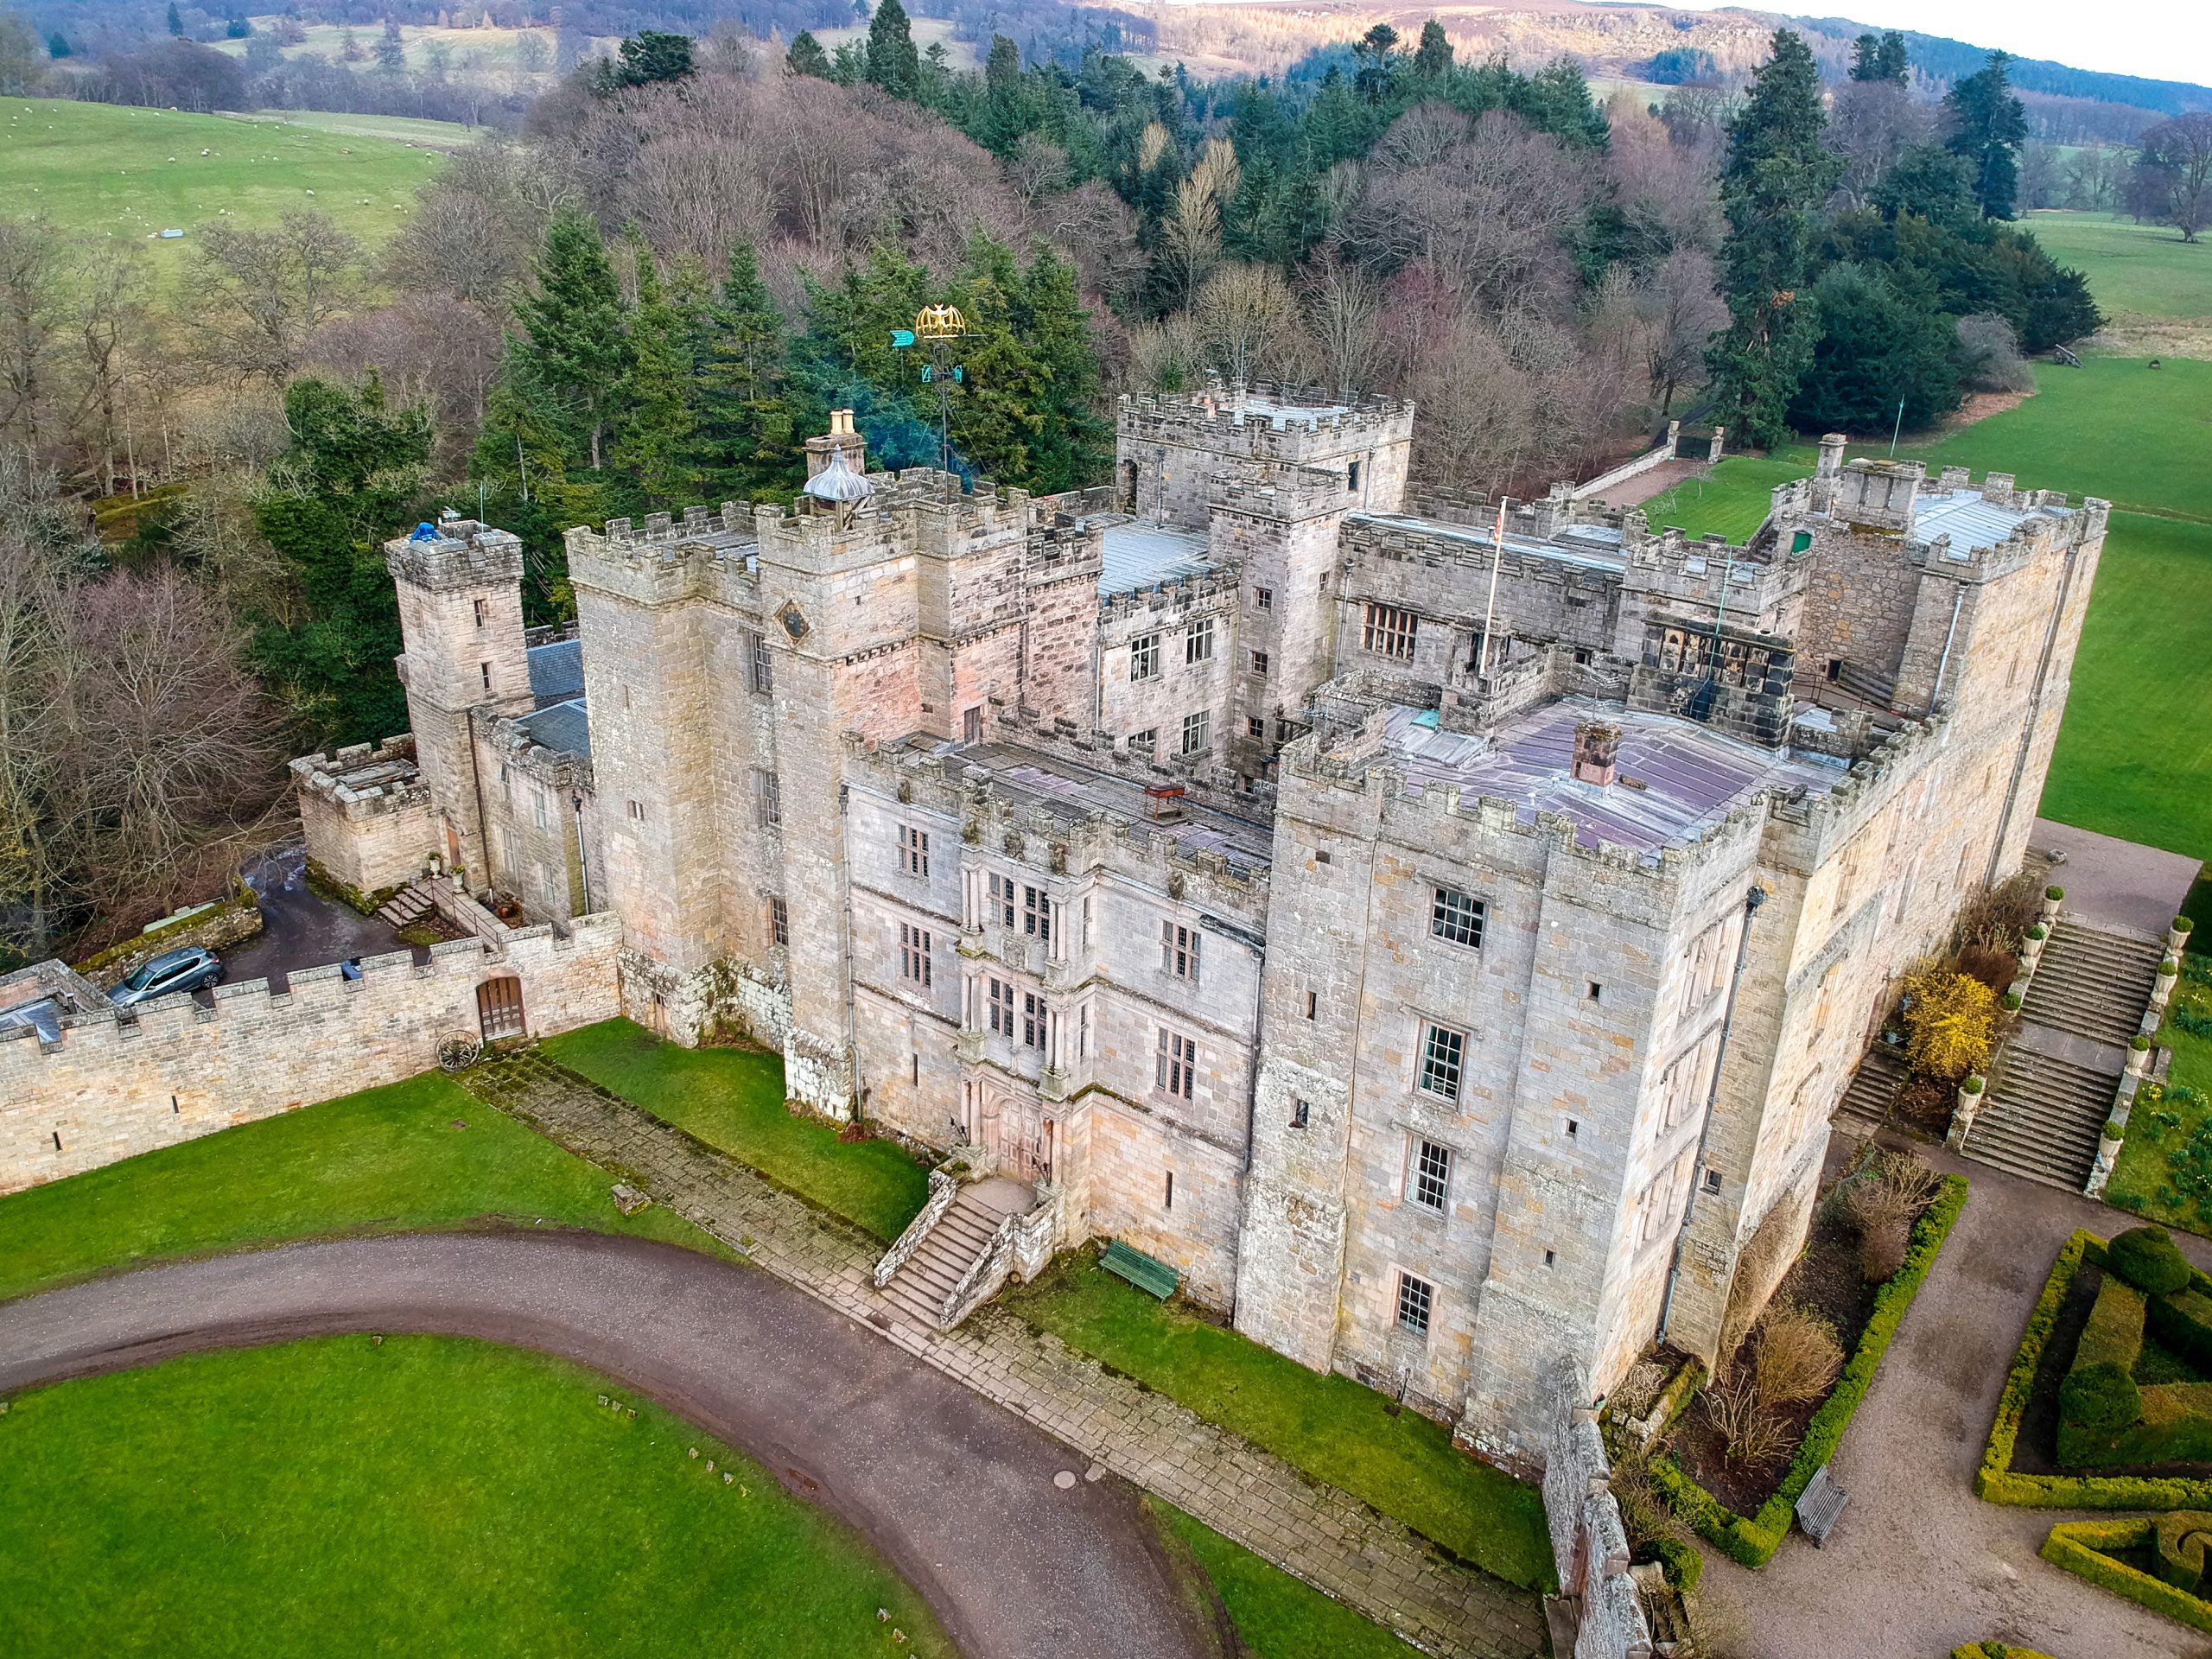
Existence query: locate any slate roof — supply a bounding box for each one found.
[527,638,584,707]
[1099,522,1214,597]
[1912,489,2063,556]
[514,696,590,761]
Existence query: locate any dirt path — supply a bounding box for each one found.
[1707,1143,2212,1659]
[0,1230,1214,1659]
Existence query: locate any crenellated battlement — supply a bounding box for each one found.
[1097,564,1240,627]
[289,734,431,821]
[1117,382,1414,460]
[385,513,524,592]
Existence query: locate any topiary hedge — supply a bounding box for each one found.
[2042,1516,2212,1634]
[2151,1287,2212,1373]
[1651,1175,1968,1566]
[1951,1645,2059,1659]
[1979,1233,2212,1508]
[2110,1224,2194,1297]
[2157,1510,2212,1592]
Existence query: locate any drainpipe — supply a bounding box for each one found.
[1924,584,1967,716]
[1657,883,1766,1346]
[571,791,591,914]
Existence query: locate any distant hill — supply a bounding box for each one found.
[1786,14,2212,116]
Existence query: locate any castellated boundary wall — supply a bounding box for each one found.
[0,915,622,1194]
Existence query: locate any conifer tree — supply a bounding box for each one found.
[866,0,921,102]
[1850,31,1908,84]
[1944,52,2028,219]
[613,245,696,507]
[785,31,830,79]
[510,210,631,472]
[167,2,182,35]
[1705,30,1838,451]
[1011,246,1109,493]
[687,242,794,501]
[1412,20,1453,81]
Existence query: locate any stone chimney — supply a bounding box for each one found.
[1810,432,1847,514]
[1572,720,1620,787]
[804,408,868,480]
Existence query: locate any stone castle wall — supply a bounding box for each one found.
[1,915,622,1194]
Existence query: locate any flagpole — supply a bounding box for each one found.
[1478,497,1509,680]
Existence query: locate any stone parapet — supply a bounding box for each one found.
[384,513,524,591]
[1116,383,1414,462]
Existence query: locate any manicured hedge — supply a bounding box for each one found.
[2151,1287,2212,1373]
[1950,1644,2058,1659]
[2041,1516,2212,1635]
[2067,1381,2212,1468]
[1651,1174,1969,1567]
[1978,1233,2212,1509]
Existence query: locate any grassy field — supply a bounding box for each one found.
[1151,1500,1417,1657]
[225,107,478,149]
[1633,448,1816,542]
[542,1020,933,1242]
[0,1070,717,1304]
[215,17,583,82]
[0,1335,950,1658]
[2025,211,2212,323]
[0,96,443,264]
[2105,969,2212,1237]
[1001,1253,1554,1592]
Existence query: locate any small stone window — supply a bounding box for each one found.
[1410,1138,1452,1212]
[1156,1027,1198,1100]
[747,630,773,696]
[1363,603,1417,661]
[1181,710,1210,755]
[1418,1023,1465,1101]
[532,790,548,831]
[1161,920,1202,984]
[1431,887,1485,950]
[1395,1271,1433,1337]
[1250,650,1268,677]
[1348,460,1363,494]
[480,661,493,690]
[473,598,487,629]
[1129,728,1157,754]
[988,872,1016,928]
[988,976,1014,1037]
[769,896,789,947]
[1023,884,1052,942]
[899,923,932,988]
[1022,990,1046,1049]
[899,824,929,877]
[1129,632,1160,682]
[626,799,645,822]
[1246,716,1264,739]
[1586,980,1603,1003]
[753,769,780,829]
[1703,1168,1723,1194]
[1291,1098,1310,1129]
[1255,585,1273,611]
[1185,616,1215,664]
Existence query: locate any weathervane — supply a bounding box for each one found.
[889,304,973,480]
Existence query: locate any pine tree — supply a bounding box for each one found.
[866,0,921,102]
[1944,53,2028,219]
[612,245,696,507]
[1848,32,1907,84]
[510,210,632,472]
[1012,246,1110,493]
[1705,30,1840,451]
[375,18,404,73]
[167,2,182,35]
[945,234,1046,484]
[1412,20,1452,82]
[687,242,794,501]
[786,30,830,79]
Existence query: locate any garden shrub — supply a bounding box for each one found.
[2110,1225,2193,1297]
[2077,1275,2149,1373]
[2157,1510,2212,1592]
[2150,1288,2212,1373]
[2058,1363,2143,1447]
[1900,965,1996,1079]
[1654,1175,1967,1566]
[2042,1516,2212,1634]
[2069,1382,2212,1468]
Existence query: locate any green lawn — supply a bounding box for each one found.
[224,108,478,149]
[1001,1254,1554,1592]
[0,1070,716,1305]
[0,95,443,264]
[1632,448,1816,542]
[2024,211,2212,323]
[1150,1500,1416,1657]
[542,1020,932,1242]
[0,1336,950,1658]
[2107,970,2212,1237]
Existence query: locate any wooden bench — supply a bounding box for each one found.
[1101,1239,1178,1300]
[1795,1465,1848,1546]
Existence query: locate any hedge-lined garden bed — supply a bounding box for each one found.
[2041,1516,2212,1635]
[1649,1173,1969,1566]
[1978,1230,2212,1508]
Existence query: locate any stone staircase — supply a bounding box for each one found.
[2019,920,2164,1046]
[1834,1046,1908,1135]
[1961,1046,2117,1191]
[877,1177,1032,1331]
[373,879,442,932]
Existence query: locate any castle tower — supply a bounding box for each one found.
[385,513,533,884]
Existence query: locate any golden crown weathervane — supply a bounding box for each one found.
[912,304,968,340]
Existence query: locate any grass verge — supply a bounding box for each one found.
[1001,1252,1554,1591]
[0,1070,718,1304]
[541,1018,931,1242]
[1147,1499,1415,1657]
[1631,448,1815,542]
[0,1335,950,1658]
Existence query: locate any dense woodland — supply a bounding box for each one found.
[0,10,2140,966]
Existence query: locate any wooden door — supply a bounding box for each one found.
[476,975,525,1042]
[993,1095,1052,1185]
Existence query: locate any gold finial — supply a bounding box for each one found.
[913,304,968,340]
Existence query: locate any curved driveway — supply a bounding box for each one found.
[0,1231,1213,1659]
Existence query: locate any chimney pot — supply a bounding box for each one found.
[1572,720,1620,787]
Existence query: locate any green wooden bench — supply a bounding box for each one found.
[1101,1239,1178,1300]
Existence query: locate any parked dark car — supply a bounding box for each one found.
[109,946,222,1007]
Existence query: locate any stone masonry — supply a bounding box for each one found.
[211,391,2104,1465]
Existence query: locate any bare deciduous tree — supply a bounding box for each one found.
[191,211,364,385]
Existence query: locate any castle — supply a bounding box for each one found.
[280,389,2107,1455]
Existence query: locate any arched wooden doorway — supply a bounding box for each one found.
[476,975,525,1042]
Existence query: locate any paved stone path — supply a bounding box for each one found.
[464,1053,1547,1659]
